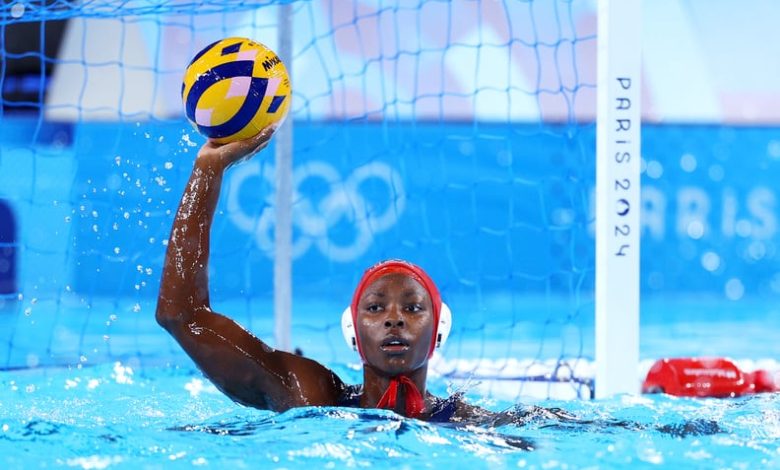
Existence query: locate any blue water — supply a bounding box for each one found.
[0,297,779,468]
[1,295,780,468]
[2,361,779,468]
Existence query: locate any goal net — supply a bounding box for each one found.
[0,0,598,400]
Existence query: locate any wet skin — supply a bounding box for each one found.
[357,273,434,375]
[156,128,347,411]
[355,273,435,410]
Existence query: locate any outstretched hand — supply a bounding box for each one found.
[197,126,276,170]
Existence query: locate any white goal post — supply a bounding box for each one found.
[595,0,642,398]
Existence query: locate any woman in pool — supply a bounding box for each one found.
[155,129,721,435]
[155,127,493,422]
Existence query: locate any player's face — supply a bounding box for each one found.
[356,273,434,376]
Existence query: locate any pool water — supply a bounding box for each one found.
[2,359,779,468]
[1,297,780,468]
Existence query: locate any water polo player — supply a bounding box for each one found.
[155,128,486,422]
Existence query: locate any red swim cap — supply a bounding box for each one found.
[350,259,442,361]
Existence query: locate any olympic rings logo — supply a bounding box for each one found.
[226,160,406,262]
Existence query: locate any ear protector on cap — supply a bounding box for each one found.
[341,303,452,354]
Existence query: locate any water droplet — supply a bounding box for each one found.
[725,278,745,300]
[11,2,24,18]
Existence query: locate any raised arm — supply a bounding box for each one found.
[156,129,345,411]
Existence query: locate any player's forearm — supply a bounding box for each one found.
[156,157,225,324]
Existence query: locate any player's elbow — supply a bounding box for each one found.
[155,306,173,330]
[155,300,183,331]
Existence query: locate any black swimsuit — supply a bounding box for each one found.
[337,384,459,422]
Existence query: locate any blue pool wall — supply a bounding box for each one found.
[1,119,779,317]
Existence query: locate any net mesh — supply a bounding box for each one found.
[0,0,597,399]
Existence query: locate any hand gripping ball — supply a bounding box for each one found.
[182,37,291,143]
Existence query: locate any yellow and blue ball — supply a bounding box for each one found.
[182,37,291,144]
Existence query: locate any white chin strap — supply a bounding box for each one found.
[341,303,452,353]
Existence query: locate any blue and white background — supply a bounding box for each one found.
[1,0,780,370]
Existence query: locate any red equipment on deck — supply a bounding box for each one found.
[642,358,778,398]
